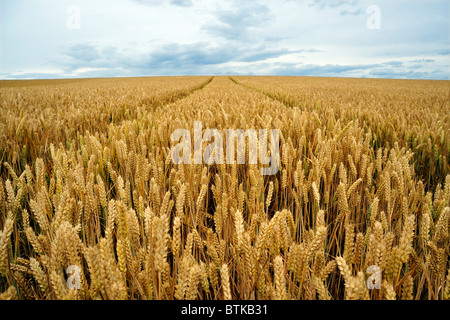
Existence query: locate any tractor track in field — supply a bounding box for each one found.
[139,76,214,110]
[228,76,300,110]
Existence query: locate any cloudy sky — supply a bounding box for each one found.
[0,0,449,79]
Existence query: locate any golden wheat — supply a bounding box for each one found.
[0,76,448,300]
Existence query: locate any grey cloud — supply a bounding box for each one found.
[170,0,193,7]
[244,60,445,80]
[224,61,383,77]
[132,0,193,6]
[5,44,448,80]
[308,0,360,10]
[21,38,449,80]
[307,0,365,18]
[368,69,431,79]
[409,59,435,63]
[383,61,403,67]
[340,7,364,16]
[283,63,381,76]
[60,41,311,76]
[202,2,273,41]
[63,44,101,62]
[436,50,449,55]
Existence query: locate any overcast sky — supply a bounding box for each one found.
[0,0,449,79]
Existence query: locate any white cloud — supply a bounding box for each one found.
[0,0,448,79]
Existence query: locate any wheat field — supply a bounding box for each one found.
[0,76,449,300]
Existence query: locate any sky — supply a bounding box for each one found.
[0,0,449,79]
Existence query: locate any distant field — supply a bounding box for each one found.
[0,76,449,300]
